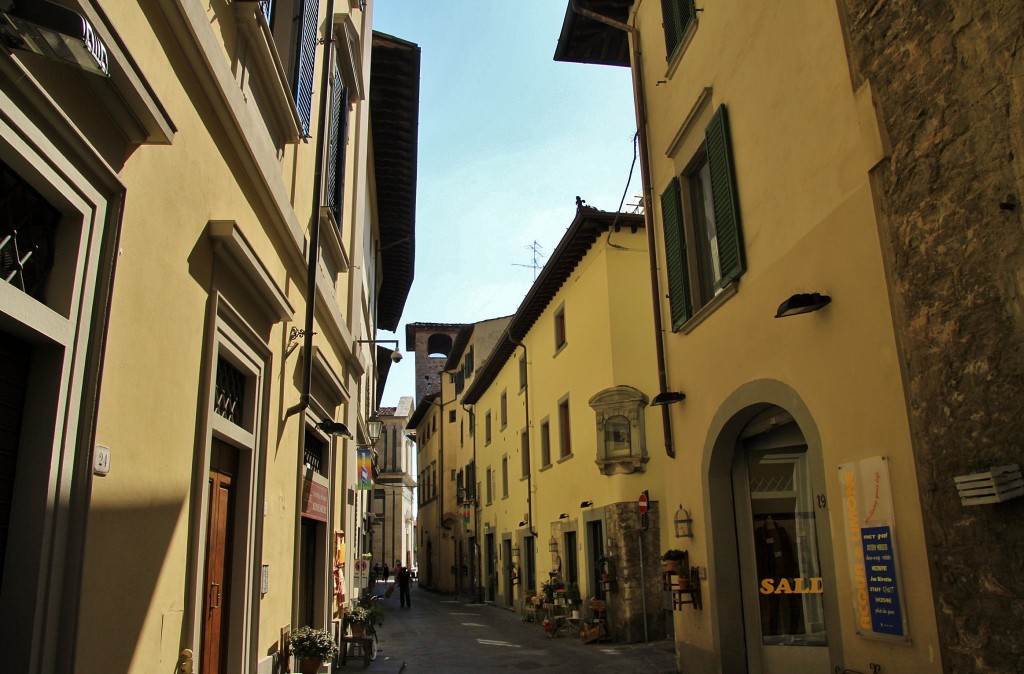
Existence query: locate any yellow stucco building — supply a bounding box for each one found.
[0,1,416,672]
[555,1,943,672]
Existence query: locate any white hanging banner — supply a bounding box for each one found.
[837,456,910,641]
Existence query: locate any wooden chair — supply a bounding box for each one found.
[581,597,609,643]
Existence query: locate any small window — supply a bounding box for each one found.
[520,428,530,478]
[554,305,567,351]
[485,411,492,445]
[540,419,551,467]
[558,398,572,459]
[449,410,456,423]
[501,456,509,498]
[486,466,493,504]
[518,353,527,390]
[500,390,508,429]
[661,0,696,62]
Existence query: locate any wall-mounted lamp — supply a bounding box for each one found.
[355,338,403,363]
[674,505,694,538]
[367,413,383,446]
[548,536,559,553]
[314,418,353,438]
[558,513,569,520]
[0,1,110,76]
[518,520,529,528]
[580,500,593,509]
[285,326,314,358]
[774,292,831,318]
[651,391,686,406]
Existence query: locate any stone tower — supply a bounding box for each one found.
[404,322,466,403]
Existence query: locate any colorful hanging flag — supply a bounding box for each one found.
[357,448,373,490]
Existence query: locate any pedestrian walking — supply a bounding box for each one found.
[371,563,380,585]
[396,564,412,607]
[382,563,390,583]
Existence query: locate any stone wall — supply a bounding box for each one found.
[840,2,1024,671]
[603,501,667,642]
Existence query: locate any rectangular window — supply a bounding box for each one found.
[661,0,696,61]
[661,104,744,329]
[558,399,572,459]
[486,466,493,504]
[292,0,320,136]
[500,390,507,429]
[540,419,551,467]
[449,410,456,423]
[502,456,509,498]
[325,64,349,229]
[554,305,566,350]
[485,411,492,445]
[520,428,530,478]
[518,353,527,390]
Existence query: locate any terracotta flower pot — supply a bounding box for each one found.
[350,622,366,637]
[298,656,322,674]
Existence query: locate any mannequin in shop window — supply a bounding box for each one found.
[754,515,803,638]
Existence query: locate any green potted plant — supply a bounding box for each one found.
[565,582,581,605]
[662,549,686,573]
[289,625,338,674]
[343,606,371,636]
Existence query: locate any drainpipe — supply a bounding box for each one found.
[569,1,675,459]
[286,0,337,421]
[507,334,535,535]
[462,401,481,602]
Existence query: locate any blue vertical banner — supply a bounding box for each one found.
[838,456,910,641]
[357,448,373,490]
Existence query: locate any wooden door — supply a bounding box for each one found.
[201,441,237,674]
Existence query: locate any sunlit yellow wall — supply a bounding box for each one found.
[631,0,940,670]
[475,227,665,604]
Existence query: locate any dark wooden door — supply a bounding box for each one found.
[0,331,30,588]
[201,441,237,674]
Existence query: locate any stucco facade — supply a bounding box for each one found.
[556,1,945,672]
[0,1,416,672]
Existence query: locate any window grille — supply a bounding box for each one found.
[214,357,246,426]
[0,160,59,302]
[304,429,324,475]
[258,0,273,23]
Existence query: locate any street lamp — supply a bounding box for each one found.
[368,413,383,446]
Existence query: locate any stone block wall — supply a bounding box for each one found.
[840,2,1024,671]
[603,501,667,643]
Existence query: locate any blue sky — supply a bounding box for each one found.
[373,1,640,405]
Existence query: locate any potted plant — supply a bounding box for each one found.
[290,625,337,674]
[343,606,372,636]
[662,549,686,573]
[565,582,581,606]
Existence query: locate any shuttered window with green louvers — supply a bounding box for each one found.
[660,104,745,331]
[660,0,696,61]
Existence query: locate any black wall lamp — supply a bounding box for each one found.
[580,500,593,508]
[558,513,569,520]
[651,391,686,406]
[775,292,831,318]
[315,418,353,438]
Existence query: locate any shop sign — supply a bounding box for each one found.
[301,475,329,522]
[838,456,909,640]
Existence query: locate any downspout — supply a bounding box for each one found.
[286,0,337,420]
[570,1,675,458]
[507,334,535,535]
[462,401,481,602]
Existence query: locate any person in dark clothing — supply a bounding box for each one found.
[396,565,412,608]
[382,563,390,583]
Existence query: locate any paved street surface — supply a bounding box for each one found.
[335,583,677,673]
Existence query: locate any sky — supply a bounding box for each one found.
[373,1,641,405]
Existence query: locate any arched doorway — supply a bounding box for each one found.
[705,384,843,673]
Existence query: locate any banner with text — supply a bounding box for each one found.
[837,456,909,640]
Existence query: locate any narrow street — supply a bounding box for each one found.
[336,583,677,673]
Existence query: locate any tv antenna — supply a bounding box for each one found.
[512,241,546,281]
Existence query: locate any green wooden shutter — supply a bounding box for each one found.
[661,0,696,61]
[661,178,693,328]
[326,65,349,229]
[705,105,745,285]
[293,0,320,137]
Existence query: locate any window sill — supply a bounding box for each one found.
[553,342,567,358]
[539,463,552,472]
[596,454,650,476]
[234,2,302,144]
[557,453,574,465]
[677,280,738,334]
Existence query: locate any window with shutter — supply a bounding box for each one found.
[325,64,349,230]
[661,104,744,331]
[293,0,320,137]
[661,0,696,61]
